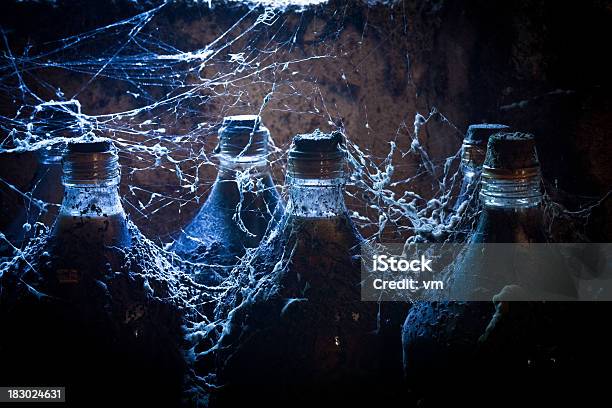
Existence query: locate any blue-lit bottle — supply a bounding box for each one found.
[48,139,132,285]
[1,103,82,252]
[453,133,576,298]
[416,124,509,243]
[0,138,184,405]
[2,146,64,245]
[402,133,576,403]
[453,124,509,213]
[171,115,281,282]
[213,131,396,406]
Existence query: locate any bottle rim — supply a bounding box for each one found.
[465,124,510,144]
[221,114,261,128]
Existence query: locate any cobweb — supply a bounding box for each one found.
[0,0,607,405]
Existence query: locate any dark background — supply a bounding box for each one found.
[0,0,610,242]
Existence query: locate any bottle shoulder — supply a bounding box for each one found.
[172,173,282,259]
[50,213,132,248]
[453,206,578,300]
[470,206,547,243]
[244,213,364,288]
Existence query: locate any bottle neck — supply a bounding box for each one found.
[33,144,64,200]
[479,166,542,209]
[51,181,131,251]
[285,132,348,219]
[209,156,277,214]
[454,163,481,211]
[217,155,270,179]
[453,141,488,211]
[216,118,269,162]
[32,158,64,201]
[287,177,347,218]
[460,162,480,183]
[461,142,486,170]
[472,166,545,242]
[58,184,125,218]
[51,140,132,250]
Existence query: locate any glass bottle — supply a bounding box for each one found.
[452,132,576,298]
[0,138,184,406]
[212,131,396,406]
[402,132,577,403]
[171,115,281,282]
[453,123,510,213]
[417,124,509,243]
[1,103,81,252]
[47,139,132,288]
[2,146,64,249]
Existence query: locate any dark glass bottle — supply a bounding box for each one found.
[171,115,281,282]
[417,124,509,243]
[451,132,576,298]
[3,146,64,245]
[2,103,82,252]
[47,139,132,287]
[453,123,509,213]
[402,133,577,404]
[0,138,184,406]
[212,131,395,406]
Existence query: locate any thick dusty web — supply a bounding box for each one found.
[0,1,606,403]
[0,4,322,232]
[0,2,483,246]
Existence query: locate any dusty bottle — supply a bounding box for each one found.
[171,115,281,282]
[2,147,63,247]
[453,123,509,213]
[0,138,184,406]
[213,131,394,406]
[402,133,577,403]
[1,103,82,251]
[47,139,132,288]
[451,132,577,298]
[416,124,509,243]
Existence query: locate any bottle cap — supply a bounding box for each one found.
[66,139,113,153]
[287,130,346,181]
[464,124,510,145]
[292,130,344,153]
[483,132,539,173]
